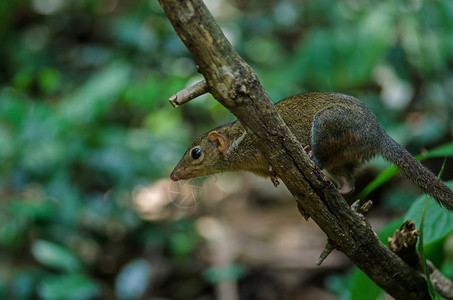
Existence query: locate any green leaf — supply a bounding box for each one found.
[31,240,83,272]
[38,67,62,95]
[58,62,131,124]
[359,166,399,199]
[346,5,392,84]
[418,195,439,299]
[424,141,453,158]
[168,232,196,257]
[348,268,383,300]
[417,159,447,299]
[37,273,99,300]
[404,181,453,246]
[8,197,57,220]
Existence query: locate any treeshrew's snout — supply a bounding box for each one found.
[170,170,180,181]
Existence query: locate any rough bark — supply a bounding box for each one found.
[158,0,429,298]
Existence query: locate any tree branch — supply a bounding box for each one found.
[169,80,208,107]
[158,0,429,298]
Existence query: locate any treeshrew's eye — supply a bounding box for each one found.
[191,148,202,160]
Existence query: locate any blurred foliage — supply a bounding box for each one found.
[1,0,453,299]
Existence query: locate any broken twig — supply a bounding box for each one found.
[169,79,208,107]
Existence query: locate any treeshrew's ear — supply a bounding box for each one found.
[208,131,228,154]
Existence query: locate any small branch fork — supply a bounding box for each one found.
[316,200,373,265]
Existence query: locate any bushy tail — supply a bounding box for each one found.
[379,135,453,211]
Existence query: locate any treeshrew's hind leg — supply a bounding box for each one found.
[310,106,367,195]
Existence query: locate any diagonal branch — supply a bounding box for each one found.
[158,0,429,298]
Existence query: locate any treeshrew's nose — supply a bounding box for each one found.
[170,170,180,181]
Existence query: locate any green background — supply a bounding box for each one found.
[1,0,453,299]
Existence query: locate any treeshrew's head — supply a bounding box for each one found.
[170,130,229,181]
